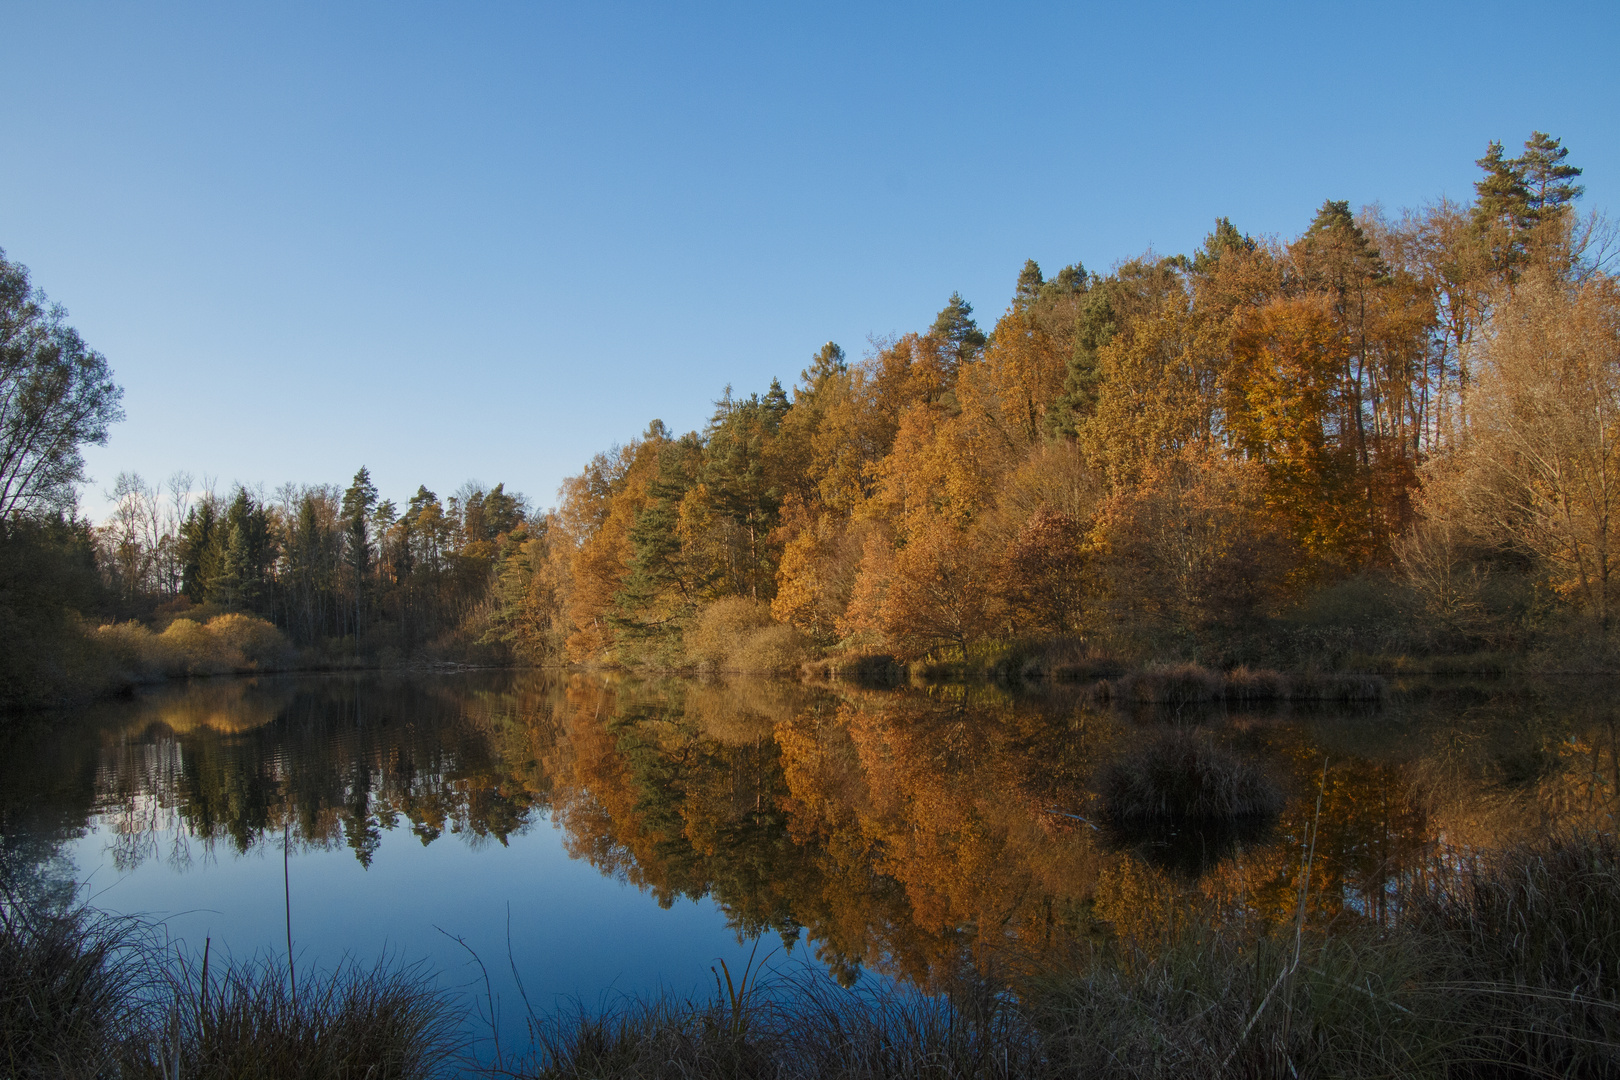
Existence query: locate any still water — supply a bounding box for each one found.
[2,670,1616,1046]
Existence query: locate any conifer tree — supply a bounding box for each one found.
[178,494,226,603]
[1046,283,1116,438]
[798,342,847,397]
[928,292,986,371]
[613,435,701,640]
[1519,131,1583,223]
[341,466,378,636]
[1013,259,1044,308]
[763,377,790,424]
[221,487,274,612]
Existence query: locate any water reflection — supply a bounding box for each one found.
[1,671,1615,996]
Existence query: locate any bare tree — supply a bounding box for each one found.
[1438,272,1620,626]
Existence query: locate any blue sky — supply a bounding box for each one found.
[2,2,1615,516]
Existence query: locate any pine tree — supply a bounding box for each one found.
[928,292,987,371]
[1046,283,1116,438]
[763,377,790,426]
[1013,259,1044,308]
[341,467,378,636]
[1474,140,1532,230]
[1519,131,1583,221]
[798,342,847,397]
[1191,217,1255,275]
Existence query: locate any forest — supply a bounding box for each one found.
[517,130,1619,676]
[2,130,1617,709]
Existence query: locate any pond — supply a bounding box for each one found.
[2,669,1616,1056]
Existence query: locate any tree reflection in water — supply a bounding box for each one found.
[1,671,1615,995]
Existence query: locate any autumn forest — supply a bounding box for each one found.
[4,131,1617,710]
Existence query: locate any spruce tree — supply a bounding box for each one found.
[613,437,701,639]
[1045,284,1115,439]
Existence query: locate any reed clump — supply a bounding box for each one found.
[828,653,907,686]
[123,954,460,1080]
[0,903,152,1079]
[1097,729,1284,824]
[1,900,458,1080]
[1105,663,1225,704]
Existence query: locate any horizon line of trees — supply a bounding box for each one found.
[6,129,1617,708]
[93,468,541,655]
[506,130,1619,668]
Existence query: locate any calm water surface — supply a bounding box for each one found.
[2,670,1616,1049]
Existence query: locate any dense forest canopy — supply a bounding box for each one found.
[3,130,1617,709]
[516,131,1617,671]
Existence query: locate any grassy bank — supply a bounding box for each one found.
[7,830,1618,1078]
[0,901,460,1079]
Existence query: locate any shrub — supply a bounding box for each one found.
[731,623,811,674]
[95,614,294,680]
[686,598,774,670]
[686,599,810,673]
[1097,728,1284,824]
[204,613,296,670]
[159,618,238,674]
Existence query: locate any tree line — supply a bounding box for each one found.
[514,131,1617,670]
[3,130,1615,707]
[94,468,540,657]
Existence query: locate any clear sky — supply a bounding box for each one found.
[2,2,1615,517]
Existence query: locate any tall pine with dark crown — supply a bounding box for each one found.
[928,292,986,372]
[1013,259,1044,308]
[342,466,378,637]
[1519,130,1584,221]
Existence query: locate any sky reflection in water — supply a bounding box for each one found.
[3,669,1617,1052]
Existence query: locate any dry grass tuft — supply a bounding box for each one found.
[122,953,460,1080]
[1402,829,1620,1077]
[0,902,153,1079]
